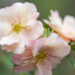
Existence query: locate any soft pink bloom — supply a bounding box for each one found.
[44,10,75,41]
[13,33,70,75]
[0,2,44,54]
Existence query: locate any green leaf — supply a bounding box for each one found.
[28,71,34,75]
[41,23,53,37]
[66,55,75,68]
[20,72,28,75]
[69,41,75,51]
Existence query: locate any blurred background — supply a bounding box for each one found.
[0,0,75,75]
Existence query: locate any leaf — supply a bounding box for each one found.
[28,71,34,75]
[69,41,75,51]
[41,23,53,37]
[66,55,75,68]
[0,52,14,70]
[20,72,28,75]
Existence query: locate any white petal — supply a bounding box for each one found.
[43,19,50,25]
[14,32,29,54]
[1,43,17,52]
[0,21,11,38]
[25,21,44,40]
[46,33,59,46]
[14,63,35,73]
[26,19,37,27]
[14,40,26,54]
[10,2,26,23]
[63,15,75,34]
[44,10,63,33]
[24,2,37,18]
[0,33,19,45]
[46,33,71,58]
[49,10,62,25]
[35,64,52,75]
[62,33,75,41]
[21,2,38,25]
[32,38,46,56]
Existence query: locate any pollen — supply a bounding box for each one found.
[36,52,46,63]
[12,24,22,33]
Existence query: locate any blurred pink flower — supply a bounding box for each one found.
[0,2,44,54]
[13,33,70,75]
[44,10,75,41]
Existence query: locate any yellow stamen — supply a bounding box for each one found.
[36,52,46,63]
[12,24,22,33]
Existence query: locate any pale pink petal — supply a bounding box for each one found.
[61,15,75,40]
[46,33,59,46]
[26,19,37,27]
[14,63,35,73]
[62,33,75,41]
[49,10,62,25]
[14,40,26,54]
[44,10,63,33]
[35,64,52,75]
[46,33,71,58]
[48,10,63,33]
[13,47,33,65]
[21,2,38,25]
[0,6,12,22]
[43,19,50,25]
[63,15,75,33]
[24,2,38,19]
[13,32,29,54]
[49,23,63,33]
[0,2,38,25]
[0,21,12,38]
[0,32,29,54]
[25,21,44,40]
[32,38,46,56]
[63,15,75,31]
[0,3,25,23]
[46,56,60,68]
[34,12,40,18]
[10,2,27,24]
[1,43,17,52]
[0,33,19,45]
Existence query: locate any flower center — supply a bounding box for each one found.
[12,24,22,33]
[36,52,46,63]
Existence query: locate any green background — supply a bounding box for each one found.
[0,0,75,75]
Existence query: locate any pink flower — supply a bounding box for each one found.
[44,10,75,41]
[13,33,70,75]
[0,2,44,54]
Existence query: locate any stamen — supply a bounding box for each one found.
[36,52,46,63]
[12,24,22,33]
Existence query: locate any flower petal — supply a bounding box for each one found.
[0,21,11,38]
[0,33,19,45]
[62,33,75,41]
[49,10,62,25]
[32,38,46,56]
[1,43,17,52]
[46,10,63,33]
[13,47,33,65]
[62,15,75,40]
[25,21,44,40]
[35,64,52,75]
[21,2,39,25]
[13,32,29,54]
[63,15,75,33]
[46,33,71,58]
[14,63,35,73]
[24,2,38,19]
